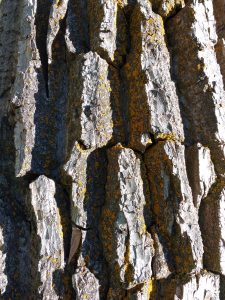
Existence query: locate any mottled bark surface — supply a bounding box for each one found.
[0,0,225,299]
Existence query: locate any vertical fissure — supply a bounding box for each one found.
[35,0,52,98]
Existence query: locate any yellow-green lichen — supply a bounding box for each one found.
[155,132,177,141]
[147,279,154,299]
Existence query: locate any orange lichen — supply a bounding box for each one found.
[107,287,113,298]
[113,143,125,150]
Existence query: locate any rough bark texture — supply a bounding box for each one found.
[0,0,225,299]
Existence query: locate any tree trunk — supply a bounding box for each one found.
[0,0,225,299]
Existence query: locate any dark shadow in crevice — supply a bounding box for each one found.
[163,9,193,148]
[151,0,184,20]
[213,0,225,88]
[32,4,57,174]
[35,0,52,98]
[66,0,90,57]
[0,0,18,108]
[114,2,134,145]
[150,225,175,277]
[80,147,109,299]
[31,7,69,178]
[109,2,136,146]
[119,67,130,146]
[120,1,154,152]
[199,177,225,275]
[48,12,69,176]
[140,156,153,232]
[107,65,127,147]
[220,275,225,300]
[151,273,182,299]
[31,68,54,175]
[0,114,41,299]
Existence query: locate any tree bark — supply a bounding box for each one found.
[0,0,225,299]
